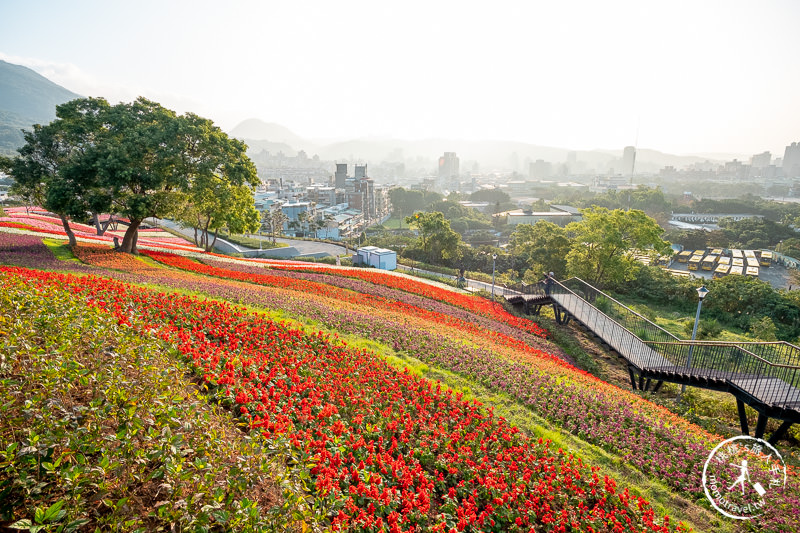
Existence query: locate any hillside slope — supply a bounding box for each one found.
[0,60,81,155]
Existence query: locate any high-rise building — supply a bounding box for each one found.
[783,142,800,177]
[622,146,636,175]
[751,151,771,168]
[335,163,348,188]
[438,152,459,178]
[529,159,552,179]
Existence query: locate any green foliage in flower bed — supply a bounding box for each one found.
[219,232,288,250]
[0,279,313,532]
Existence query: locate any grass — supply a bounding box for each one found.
[218,232,288,250]
[0,278,316,532]
[41,238,81,262]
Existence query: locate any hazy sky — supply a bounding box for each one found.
[1,0,798,156]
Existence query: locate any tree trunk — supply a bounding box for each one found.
[59,214,77,247]
[120,218,142,254]
[208,229,219,252]
[202,218,212,251]
[92,213,114,236]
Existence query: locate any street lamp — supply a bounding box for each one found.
[491,253,498,298]
[682,285,709,394]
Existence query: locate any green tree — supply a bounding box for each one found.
[175,113,260,251]
[565,207,670,287]
[405,211,462,265]
[509,220,570,279]
[4,97,112,247]
[267,209,288,243]
[91,98,194,254]
[470,188,510,204]
[749,316,778,341]
[388,188,442,228]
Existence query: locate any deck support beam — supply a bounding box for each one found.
[628,366,638,390]
[754,413,769,440]
[553,305,572,326]
[737,399,749,435]
[652,380,664,393]
[768,420,794,445]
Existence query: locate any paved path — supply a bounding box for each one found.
[155,219,351,258]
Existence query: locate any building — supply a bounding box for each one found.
[783,142,800,178]
[751,151,771,168]
[590,175,633,192]
[529,159,552,179]
[354,246,397,270]
[438,152,459,179]
[280,201,315,236]
[334,163,348,188]
[622,146,636,175]
[504,205,581,227]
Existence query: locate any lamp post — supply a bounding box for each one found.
[682,285,709,394]
[491,253,498,298]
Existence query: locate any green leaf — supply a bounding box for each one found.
[43,500,66,522]
[64,518,90,532]
[8,519,32,530]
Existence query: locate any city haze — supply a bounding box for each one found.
[1,0,799,156]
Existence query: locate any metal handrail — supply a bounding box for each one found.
[548,276,800,408]
[559,277,679,340]
[645,341,800,370]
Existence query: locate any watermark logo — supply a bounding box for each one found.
[702,435,786,519]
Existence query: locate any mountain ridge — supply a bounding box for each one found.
[229,117,726,171]
[0,60,82,156]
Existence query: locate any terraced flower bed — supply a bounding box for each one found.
[2,229,799,531]
[1,266,685,532]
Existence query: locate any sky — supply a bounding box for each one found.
[1,0,799,157]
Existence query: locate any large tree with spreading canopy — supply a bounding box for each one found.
[3,97,259,254]
[565,207,670,287]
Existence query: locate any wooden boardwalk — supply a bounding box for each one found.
[542,281,800,442]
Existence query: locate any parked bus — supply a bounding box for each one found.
[744,250,757,263]
[702,255,719,271]
[710,248,724,256]
[688,254,704,271]
[732,258,745,268]
[713,263,730,279]
[657,255,672,267]
[729,265,744,276]
[746,265,760,277]
[677,250,693,263]
[760,250,773,267]
[746,257,760,269]
[732,249,744,260]
[718,256,731,267]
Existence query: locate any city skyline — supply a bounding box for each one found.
[1,0,799,157]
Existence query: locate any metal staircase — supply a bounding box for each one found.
[505,277,800,443]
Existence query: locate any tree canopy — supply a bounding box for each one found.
[509,220,570,280]
[405,211,462,264]
[565,207,670,286]
[4,97,259,253]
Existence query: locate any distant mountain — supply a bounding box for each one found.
[230,119,306,145]
[231,117,728,173]
[0,60,81,156]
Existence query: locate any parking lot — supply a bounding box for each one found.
[665,251,793,290]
